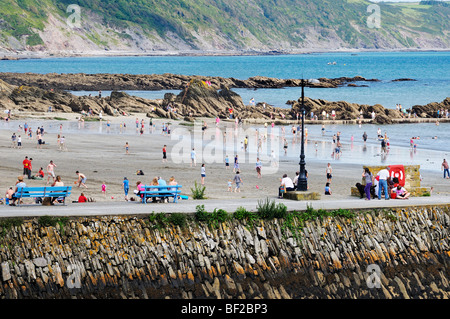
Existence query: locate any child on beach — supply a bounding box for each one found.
[325,183,332,195]
[201,164,206,185]
[101,182,106,197]
[5,187,14,205]
[227,179,232,192]
[225,155,229,169]
[78,193,87,203]
[123,177,129,201]
[125,142,129,154]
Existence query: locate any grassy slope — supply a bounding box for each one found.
[0,0,448,50]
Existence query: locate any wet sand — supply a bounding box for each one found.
[0,112,448,206]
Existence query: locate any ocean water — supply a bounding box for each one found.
[1,51,449,108]
[1,51,449,159]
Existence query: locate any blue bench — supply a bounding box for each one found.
[13,186,72,206]
[138,185,183,203]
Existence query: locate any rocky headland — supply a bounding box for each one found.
[0,75,448,124]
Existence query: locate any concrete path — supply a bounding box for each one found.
[1,195,449,218]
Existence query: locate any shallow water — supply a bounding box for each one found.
[2,118,447,172]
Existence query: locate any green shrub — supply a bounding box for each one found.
[191,181,206,199]
[168,213,187,227]
[195,204,209,222]
[212,208,229,223]
[256,198,288,219]
[274,203,287,219]
[0,217,24,237]
[256,197,277,219]
[148,212,169,229]
[234,206,253,220]
[38,216,68,227]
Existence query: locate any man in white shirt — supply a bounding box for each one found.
[376,167,390,200]
[279,174,295,198]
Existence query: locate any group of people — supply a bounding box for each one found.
[278,169,310,198]
[5,173,67,206]
[361,166,410,200]
[2,156,89,205]
[133,176,179,203]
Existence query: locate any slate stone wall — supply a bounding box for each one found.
[0,205,448,299]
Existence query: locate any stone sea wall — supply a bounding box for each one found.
[0,205,449,299]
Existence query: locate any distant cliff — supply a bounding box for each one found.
[0,0,449,56]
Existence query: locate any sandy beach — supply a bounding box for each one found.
[1,111,449,207]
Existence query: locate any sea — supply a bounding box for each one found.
[1,51,449,170]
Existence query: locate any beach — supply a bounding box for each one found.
[1,111,449,207]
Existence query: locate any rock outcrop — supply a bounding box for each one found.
[0,79,165,117]
[288,97,405,124]
[0,72,381,91]
[411,98,450,118]
[1,78,448,123]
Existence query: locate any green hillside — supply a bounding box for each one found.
[0,0,449,52]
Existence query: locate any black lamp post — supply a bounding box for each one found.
[297,79,308,191]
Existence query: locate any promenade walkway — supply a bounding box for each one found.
[0,195,448,218]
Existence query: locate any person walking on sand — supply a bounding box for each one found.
[36,131,42,149]
[124,142,129,154]
[233,154,239,173]
[123,177,129,201]
[326,163,332,183]
[442,159,449,179]
[256,157,262,178]
[162,145,167,162]
[225,155,230,170]
[46,160,57,184]
[200,164,206,185]
[76,171,88,188]
[233,171,243,193]
[59,136,67,151]
[190,148,196,167]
